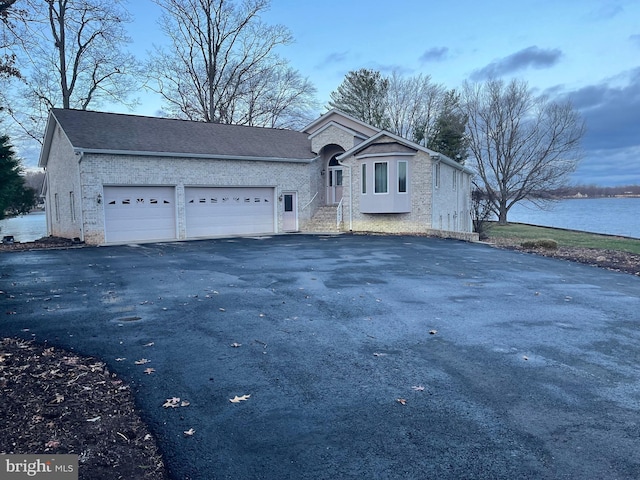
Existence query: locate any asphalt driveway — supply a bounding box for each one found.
[1,234,639,479]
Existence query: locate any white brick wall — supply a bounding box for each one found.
[310,125,358,154]
[431,161,473,234]
[77,154,317,244]
[44,126,83,240]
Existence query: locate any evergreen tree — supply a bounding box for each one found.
[0,134,30,219]
[426,90,469,163]
[328,69,389,128]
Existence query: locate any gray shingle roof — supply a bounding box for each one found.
[51,109,315,160]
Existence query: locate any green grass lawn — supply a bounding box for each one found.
[486,222,640,255]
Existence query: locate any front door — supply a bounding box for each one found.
[282,192,297,232]
[327,168,343,204]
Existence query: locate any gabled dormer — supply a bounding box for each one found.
[302,109,380,154]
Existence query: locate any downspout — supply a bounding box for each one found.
[338,160,353,231]
[431,155,439,230]
[76,150,85,242]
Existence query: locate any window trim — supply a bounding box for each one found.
[434,163,441,188]
[374,161,389,194]
[69,191,76,222]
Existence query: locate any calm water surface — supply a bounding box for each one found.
[0,211,47,242]
[1,198,639,242]
[507,197,640,239]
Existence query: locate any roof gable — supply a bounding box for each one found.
[355,141,417,157]
[339,130,474,173]
[43,109,315,162]
[303,109,380,138]
[307,121,369,142]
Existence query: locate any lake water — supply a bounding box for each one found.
[1,198,639,242]
[0,211,47,242]
[506,197,640,239]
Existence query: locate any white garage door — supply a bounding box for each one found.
[104,186,176,243]
[185,187,275,238]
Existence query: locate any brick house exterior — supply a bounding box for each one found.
[39,108,477,245]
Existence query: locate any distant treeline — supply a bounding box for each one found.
[548,184,640,198]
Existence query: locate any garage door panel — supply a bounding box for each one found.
[104,186,176,243]
[185,187,274,238]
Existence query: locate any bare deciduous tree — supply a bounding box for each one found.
[386,72,444,144]
[149,0,316,128]
[0,0,21,80]
[460,78,585,224]
[4,0,139,141]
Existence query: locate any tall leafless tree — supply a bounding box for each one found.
[460,78,585,224]
[386,72,445,144]
[3,0,139,141]
[0,0,21,80]
[149,0,317,127]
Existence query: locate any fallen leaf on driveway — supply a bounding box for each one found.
[219,308,226,312]
[523,356,529,361]
[115,357,126,362]
[45,440,60,448]
[373,352,387,357]
[429,330,437,335]
[143,342,155,347]
[143,368,155,375]
[396,398,407,405]
[230,343,242,348]
[163,397,181,408]
[180,400,190,407]
[412,385,425,391]
[229,394,251,403]
[134,358,150,365]
[183,428,195,436]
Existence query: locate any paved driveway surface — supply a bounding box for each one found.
[1,235,639,479]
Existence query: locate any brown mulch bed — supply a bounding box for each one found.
[0,236,81,252]
[0,338,170,480]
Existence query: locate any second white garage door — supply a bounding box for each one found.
[185,187,275,238]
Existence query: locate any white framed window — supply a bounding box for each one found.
[361,163,367,194]
[374,162,388,194]
[435,163,441,188]
[453,170,457,190]
[54,193,60,222]
[69,192,76,222]
[398,161,407,193]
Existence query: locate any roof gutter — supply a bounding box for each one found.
[73,148,318,164]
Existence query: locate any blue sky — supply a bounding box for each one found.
[110,1,640,185]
